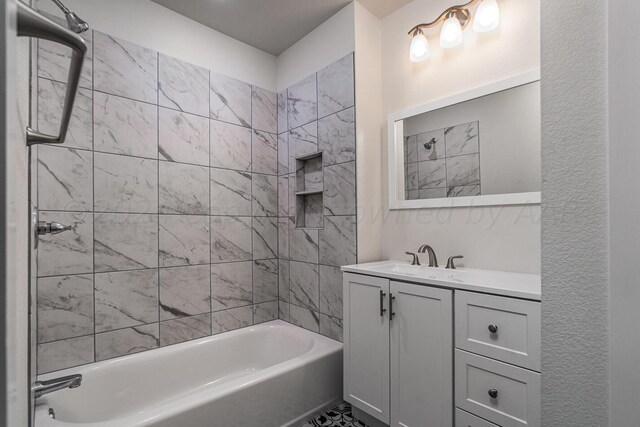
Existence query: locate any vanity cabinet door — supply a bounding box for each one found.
[343,273,390,424]
[390,281,453,427]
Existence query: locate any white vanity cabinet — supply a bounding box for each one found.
[390,281,453,427]
[343,273,390,422]
[454,291,541,427]
[342,262,542,427]
[343,273,453,427]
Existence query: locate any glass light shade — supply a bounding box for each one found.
[440,15,463,48]
[473,0,500,32]
[409,31,431,62]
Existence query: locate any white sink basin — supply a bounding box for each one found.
[364,262,449,278]
[342,260,541,300]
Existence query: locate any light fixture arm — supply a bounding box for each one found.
[408,0,482,35]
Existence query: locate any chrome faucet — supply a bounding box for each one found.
[34,374,82,398]
[418,245,438,267]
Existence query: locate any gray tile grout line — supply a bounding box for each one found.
[37,210,282,218]
[286,104,355,134]
[63,149,278,177]
[90,29,96,364]
[156,51,161,344]
[37,77,279,136]
[315,70,322,332]
[41,142,272,174]
[285,88,291,322]
[208,67,213,335]
[250,82,255,324]
[351,52,358,277]
[34,39,41,373]
[38,297,280,349]
[36,258,281,280]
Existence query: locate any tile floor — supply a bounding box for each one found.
[302,402,367,427]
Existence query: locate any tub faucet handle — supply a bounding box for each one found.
[37,220,72,236]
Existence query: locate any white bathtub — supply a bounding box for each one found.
[35,320,343,427]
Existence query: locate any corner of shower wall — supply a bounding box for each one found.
[276,52,356,343]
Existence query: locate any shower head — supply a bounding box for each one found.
[64,11,89,34]
[50,0,89,33]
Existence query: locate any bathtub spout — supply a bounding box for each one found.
[34,374,82,398]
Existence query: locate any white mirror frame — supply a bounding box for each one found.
[388,70,541,210]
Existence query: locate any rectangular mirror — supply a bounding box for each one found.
[388,71,541,209]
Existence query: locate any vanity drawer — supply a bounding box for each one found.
[455,291,541,371]
[455,409,499,427]
[455,350,540,427]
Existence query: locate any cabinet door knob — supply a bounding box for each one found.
[488,324,498,334]
[488,389,498,399]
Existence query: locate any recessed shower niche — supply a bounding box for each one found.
[295,151,324,229]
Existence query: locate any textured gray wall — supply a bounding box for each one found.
[541,0,610,425]
[609,1,640,425]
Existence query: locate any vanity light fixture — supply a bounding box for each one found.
[440,12,464,48]
[408,0,500,62]
[473,0,501,32]
[409,28,431,62]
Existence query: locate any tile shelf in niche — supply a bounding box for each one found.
[296,151,323,161]
[295,151,324,193]
[295,189,323,196]
[295,151,324,230]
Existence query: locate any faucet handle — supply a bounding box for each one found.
[405,252,421,266]
[446,255,464,269]
[37,221,72,236]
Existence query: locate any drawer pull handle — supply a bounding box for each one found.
[488,389,498,399]
[488,324,498,334]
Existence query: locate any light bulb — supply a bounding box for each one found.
[409,30,431,62]
[440,15,463,48]
[473,0,500,32]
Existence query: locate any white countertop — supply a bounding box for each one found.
[341,260,541,301]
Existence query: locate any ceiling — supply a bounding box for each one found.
[150,0,413,56]
[358,0,414,18]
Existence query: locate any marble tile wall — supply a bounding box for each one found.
[277,53,356,342]
[404,121,481,199]
[35,29,279,374]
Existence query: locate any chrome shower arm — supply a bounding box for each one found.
[49,0,71,14]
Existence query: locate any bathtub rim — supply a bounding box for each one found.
[36,320,343,426]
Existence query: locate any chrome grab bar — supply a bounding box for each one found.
[17,2,87,146]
